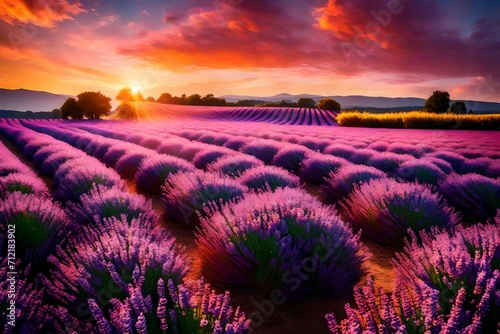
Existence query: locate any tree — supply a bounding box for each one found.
[52,108,62,119]
[187,94,202,105]
[450,101,467,114]
[424,91,450,113]
[157,93,173,104]
[297,98,316,108]
[318,98,341,111]
[77,91,112,119]
[146,96,155,102]
[60,98,83,119]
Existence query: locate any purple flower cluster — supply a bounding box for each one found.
[115,149,153,179]
[193,147,235,169]
[0,192,70,269]
[1,262,50,333]
[320,164,386,204]
[45,216,188,323]
[67,185,160,228]
[0,172,49,199]
[341,178,460,246]
[162,171,246,226]
[197,187,368,299]
[80,277,251,333]
[238,165,301,192]
[327,222,499,333]
[367,151,414,174]
[207,154,264,177]
[439,173,500,222]
[272,144,313,174]
[396,159,446,185]
[54,160,126,203]
[135,155,196,195]
[299,154,347,185]
[241,139,283,165]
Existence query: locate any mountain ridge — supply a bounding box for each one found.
[1,88,499,113]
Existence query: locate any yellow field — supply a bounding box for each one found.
[336,111,500,130]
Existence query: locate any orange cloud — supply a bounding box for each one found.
[0,0,84,27]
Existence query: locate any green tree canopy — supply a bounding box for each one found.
[424,91,450,113]
[318,98,341,111]
[77,91,112,119]
[60,98,83,120]
[450,101,467,114]
[297,98,316,108]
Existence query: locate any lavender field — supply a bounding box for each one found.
[1,112,499,333]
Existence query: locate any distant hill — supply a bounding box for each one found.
[0,88,71,112]
[0,109,59,119]
[221,93,500,113]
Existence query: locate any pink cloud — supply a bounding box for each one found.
[0,0,85,27]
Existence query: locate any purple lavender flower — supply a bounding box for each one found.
[0,192,70,269]
[323,143,358,160]
[299,154,348,185]
[241,139,283,165]
[192,147,235,169]
[223,136,249,150]
[0,173,50,199]
[367,152,414,174]
[196,187,369,299]
[439,173,500,222]
[54,162,126,203]
[207,154,264,177]
[388,143,424,158]
[396,159,446,185]
[115,149,153,179]
[238,165,301,192]
[272,144,314,174]
[68,185,159,227]
[46,216,188,323]
[162,171,246,226]
[341,178,460,246]
[135,155,195,195]
[320,164,386,204]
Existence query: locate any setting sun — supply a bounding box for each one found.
[131,87,140,94]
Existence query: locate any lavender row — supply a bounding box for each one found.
[0,122,251,332]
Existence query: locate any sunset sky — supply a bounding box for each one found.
[0,0,499,101]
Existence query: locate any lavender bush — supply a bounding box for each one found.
[115,150,153,179]
[162,171,246,226]
[239,165,300,192]
[327,222,499,333]
[135,155,195,195]
[40,150,85,176]
[323,144,357,160]
[1,262,50,333]
[192,148,234,169]
[102,144,131,167]
[341,178,460,246]
[67,185,159,227]
[54,163,126,203]
[241,140,282,165]
[420,157,453,174]
[388,143,424,158]
[207,155,263,177]
[272,145,312,174]
[392,223,500,332]
[45,216,188,324]
[439,173,500,222]
[70,277,251,333]
[0,173,50,199]
[299,154,347,185]
[367,152,413,174]
[396,159,446,185]
[223,136,248,150]
[0,192,70,270]
[197,188,368,299]
[320,165,386,204]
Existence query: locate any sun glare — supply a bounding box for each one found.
[132,86,139,94]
